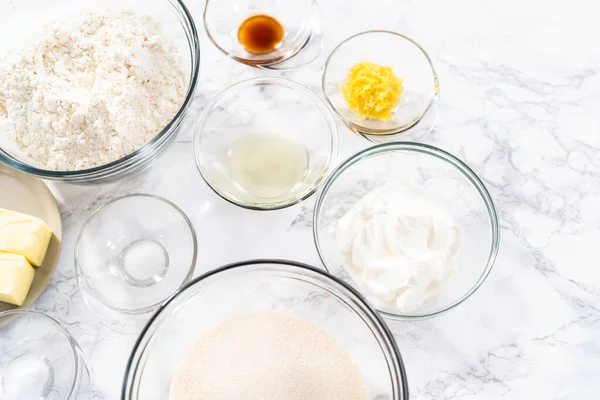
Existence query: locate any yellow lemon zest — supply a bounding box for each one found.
[340,61,403,121]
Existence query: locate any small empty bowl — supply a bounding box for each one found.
[203,0,323,69]
[75,194,197,333]
[194,77,338,210]
[322,31,440,143]
[0,310,91,400]
[313,143,499,319]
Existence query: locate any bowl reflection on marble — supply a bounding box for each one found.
[122,260,409,399]
[322,30,439,143]
[313,142,500,319]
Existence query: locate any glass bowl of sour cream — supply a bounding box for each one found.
[313,142,499,319]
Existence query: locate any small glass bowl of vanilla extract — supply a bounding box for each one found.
[203,0,323,69]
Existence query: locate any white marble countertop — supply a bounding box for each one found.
[23,0,600,398]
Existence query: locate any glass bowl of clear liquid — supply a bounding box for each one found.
[0,310,91,400]
[75,194,198,334]
[194,77,338,210]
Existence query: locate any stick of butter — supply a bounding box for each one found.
[0,253,35,306]
[0,208,52,267]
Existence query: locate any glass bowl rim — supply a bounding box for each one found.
[312,141,500,320]
[0,0,201,180]
[0,309,82,400]
[74,193,198,314]
[321,30,440,136]
[193,76,339,211]
[121,258,410,399]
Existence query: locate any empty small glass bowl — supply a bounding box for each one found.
[0,310,90,400]
[322,31,440,143]
[75,194,197,333]
[194,77,338,210]
[122,260,409,399]
[313,143,499,319]
[203,0,323,69]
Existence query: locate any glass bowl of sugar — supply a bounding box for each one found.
[122,260,409,400]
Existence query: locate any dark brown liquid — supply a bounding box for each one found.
[238,14,284,54]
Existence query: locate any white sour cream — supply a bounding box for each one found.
[336,184,461,313]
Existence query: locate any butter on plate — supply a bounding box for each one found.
[0,208,52,267]
[0,253,35,306]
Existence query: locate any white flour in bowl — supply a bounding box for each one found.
[170,311,368,400]
[0,10,186,171]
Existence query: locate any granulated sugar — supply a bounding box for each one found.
[170,311,368,400]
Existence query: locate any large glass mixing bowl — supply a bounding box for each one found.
[0,0,200,184]
[122,260,409,399]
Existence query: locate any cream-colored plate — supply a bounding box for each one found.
[0,163,62,312]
